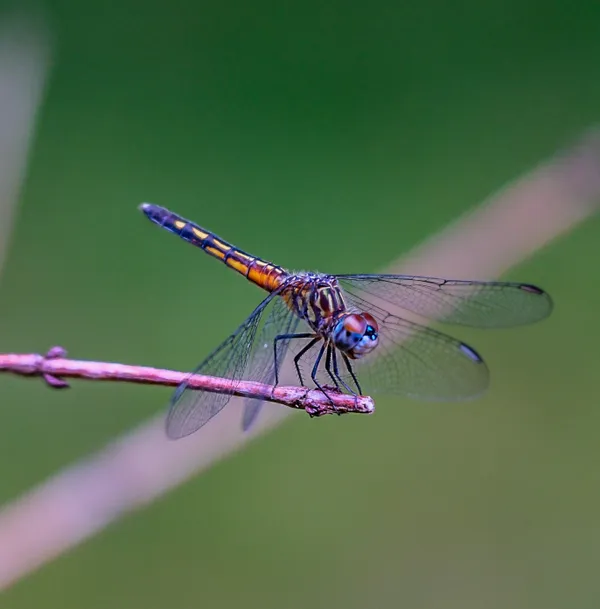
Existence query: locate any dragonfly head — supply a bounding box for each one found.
[332,313,379,359]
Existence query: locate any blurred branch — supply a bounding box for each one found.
[0,11,51,278]
[0,346,374,418]
[0,128,599,590]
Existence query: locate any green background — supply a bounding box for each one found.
[1,0,600,607]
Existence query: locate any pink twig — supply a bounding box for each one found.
[0,346,374,418]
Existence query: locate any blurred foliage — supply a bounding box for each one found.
[1,0,600,607]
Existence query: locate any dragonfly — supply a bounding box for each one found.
[140,203,553,439]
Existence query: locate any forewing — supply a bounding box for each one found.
[165,292,279,439]
[338,274,553,328]
[240,296,302,431]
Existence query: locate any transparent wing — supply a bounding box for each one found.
[165,292,281,439]
[240,401,263,433]
[240,297,302,432]
[337,274,553,328]
[290,292,490,401]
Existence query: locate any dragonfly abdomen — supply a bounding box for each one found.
[140,203,287,292]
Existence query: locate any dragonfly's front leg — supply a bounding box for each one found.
[325,344,341,390]
[332,348,360,396]
[340,352,363,395]
[310,342,337,408]
[290,335,321,387]
[272,332,314,385]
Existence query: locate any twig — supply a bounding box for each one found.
[0,346,374,418]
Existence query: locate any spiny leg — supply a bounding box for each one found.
[293,336,321,387]
[324,343,340,389]
[341,352,363,395]
[310,342,335,406]
[332,348,359,395]
[272,333,314,385]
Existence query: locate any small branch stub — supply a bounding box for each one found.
[43,346,70,388]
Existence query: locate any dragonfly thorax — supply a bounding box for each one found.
[283,273,348,334]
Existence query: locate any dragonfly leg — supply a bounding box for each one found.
[325,343,341,390]
[332,348,359,395]
[273,333,314,385]
[341,353,363,395]
[310,342,336,407]
[293,336,321,387]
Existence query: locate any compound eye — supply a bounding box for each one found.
[342,314,367,335]
[339,312,380,359]
[332,314,366,353]
[362,313,379,336]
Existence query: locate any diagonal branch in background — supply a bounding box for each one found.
[0,11,51,278]
[0,346,374,418]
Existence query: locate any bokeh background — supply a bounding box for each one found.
[1,0,600,607]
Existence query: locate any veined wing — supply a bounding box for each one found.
[338,291,491,400]
[337,274,553,328]
[165,291,283,439]
[240,295,302,432]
